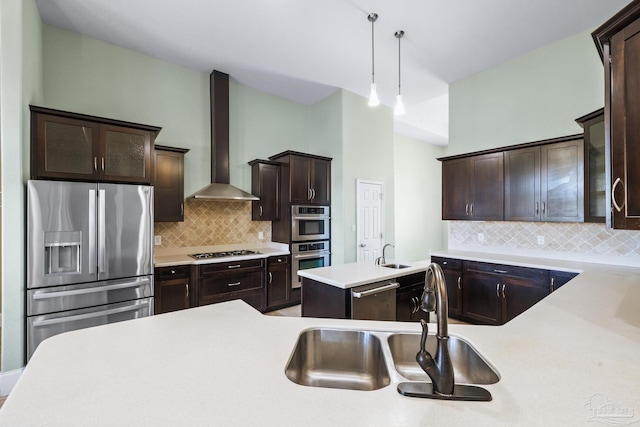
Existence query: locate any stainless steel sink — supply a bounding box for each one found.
[388,333,500,384]
[381,263,410,269]
[285,328,390,391]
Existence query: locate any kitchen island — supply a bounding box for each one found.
[1,254,639,426]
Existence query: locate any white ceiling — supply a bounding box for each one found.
[35,0,627,145]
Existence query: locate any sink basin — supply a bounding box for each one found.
[285,328,390,391]
[388,333,500,384]
[381,263,410,269]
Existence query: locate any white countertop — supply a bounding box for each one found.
[2,254,640,426]
[298,260,430,289]
[154,242,290,267]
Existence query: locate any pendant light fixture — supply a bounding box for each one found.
[367,13,380,107]
[394,30,405,116]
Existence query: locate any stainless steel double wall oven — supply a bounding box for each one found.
[290,205,330,288]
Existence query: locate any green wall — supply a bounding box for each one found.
[42,25,210,196]
[449,29,604,156]
[1,0,43,372]
[394,134,446,261]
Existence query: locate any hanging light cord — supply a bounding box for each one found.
[396,31,404,95]
[369,13,378,84]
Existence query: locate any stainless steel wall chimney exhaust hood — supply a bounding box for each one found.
[189,70,258,201]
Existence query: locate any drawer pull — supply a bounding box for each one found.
[494,269,508,274]
[227,282,241,287]
[171,269,176,274]
[227,265,242,269]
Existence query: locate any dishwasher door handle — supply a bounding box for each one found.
[352,282,399,298]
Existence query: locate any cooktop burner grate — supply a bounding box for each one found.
[189,250,259,259]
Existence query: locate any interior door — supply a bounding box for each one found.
[98,183,153,280]
[356,180,384,262]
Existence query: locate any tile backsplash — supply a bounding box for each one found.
[154,199,271,248]
[448,221,640,267]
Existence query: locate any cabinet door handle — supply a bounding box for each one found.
[181,203,184,216]
[94,157,98,171]
[550,277,556,292]
[227,282,241,287]
[308,188,312,200]
[312,188,316,200]
[501,284,506,299]
[185,283,189,298]
[268,272,272,284]
[496,283,500,298]
[541,201,546,215]
[227,265,242,269]
[465,204,469,215]
[612,177,624,212]
[457,276,462,290]
[259,206,263,217]
[535,202,539,215]
[101,157,105,172]
[470,203,473,215]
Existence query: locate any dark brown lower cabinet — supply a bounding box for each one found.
[196,259,265,311]
[266,256,291,310]
[154,265,191,314]
[462,269,504,325]
[462,261,550,325]
[395,272,428,322]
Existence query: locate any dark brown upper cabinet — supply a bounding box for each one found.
[594,1,640,230]
[154,145,189,222]
[30,106,160,184]
[504,138,584,222]
[269,151,331,205]
[576,109,606,223]
[441,152,504,221]
[249,159,280,221]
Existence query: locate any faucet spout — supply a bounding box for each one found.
[375,243,394,265]
[415,262,454,395]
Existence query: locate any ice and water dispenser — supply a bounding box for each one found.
[44,231,81,275]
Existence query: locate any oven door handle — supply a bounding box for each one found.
[31,300,151,327]
[352,282,399,298]
[293,252,330,259]
[292,215,330,221]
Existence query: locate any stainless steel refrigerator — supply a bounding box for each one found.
[26,180,154,361]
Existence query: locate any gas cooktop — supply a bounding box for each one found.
[188,250,260,260]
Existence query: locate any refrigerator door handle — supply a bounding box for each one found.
[98,188,106,273]
[88,189,97,274]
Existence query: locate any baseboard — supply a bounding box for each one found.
[0,368,23,396]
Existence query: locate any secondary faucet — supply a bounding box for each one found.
[375,243,394,265]
[416,262,455,395]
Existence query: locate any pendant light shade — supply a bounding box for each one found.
[368,13,380,107]
[394,30,405,116]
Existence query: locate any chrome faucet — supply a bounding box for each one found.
[375,243,394,265]
[416,262,455,395]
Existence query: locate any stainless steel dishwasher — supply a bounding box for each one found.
[351,280,399,320]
